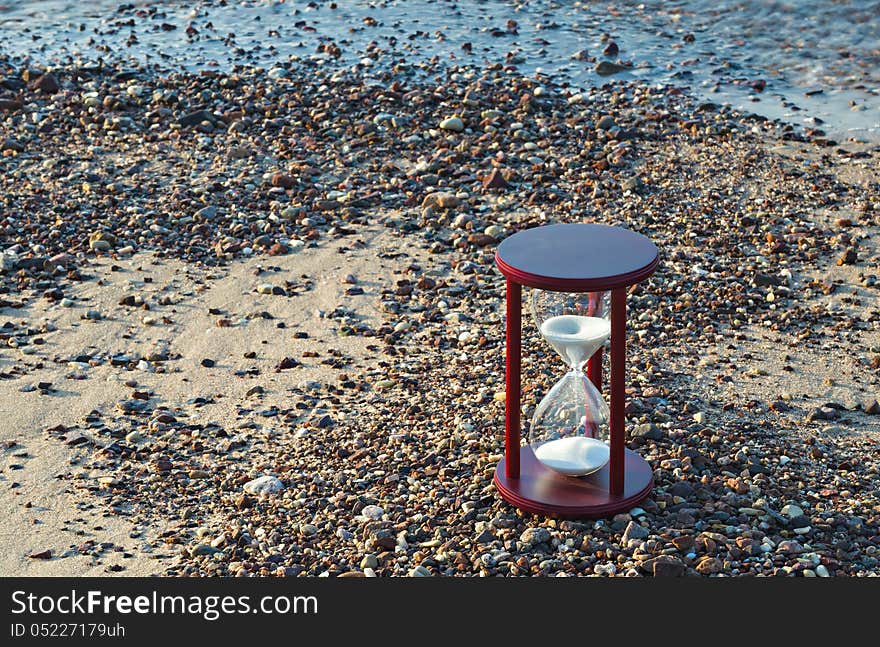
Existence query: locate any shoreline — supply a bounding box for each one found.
[1,0,879,143]
[1,56,879,577]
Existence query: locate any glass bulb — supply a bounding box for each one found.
[528,289,611,477]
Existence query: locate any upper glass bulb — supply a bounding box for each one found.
[530,289,611,368]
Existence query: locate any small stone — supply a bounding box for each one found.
[596,115,616,130]
[256,283,275,295]
[243,475,285,496]
[816,565,830,577]
[620,176,643,192]
[188,470,210,479]
[595,61,632,76]
[368,529,397,551]
[178,109,214,128]
[271,172,296,189]
[631,423,662,440]
[228,145,251,159]
[726,477,750,494]
[191,544,221,557]
[360,554,379,570]
[594,563,616,576]
[652,557,685,577]
[475,529,496,543]
[89,239,112,252]
[1,137,24,152]
[200,358,215,367]
[671,536,695,552]
[520,527,551,546]
[439,116,464,132]
[300,524,318,537]
[777,540,803,555]
[622,521,649,543]
[28,550,52,560]
[0,98,23,111]
[695,556,723,575]
[85,310,102,320]
[422,192,461,210]
[409,565,432,577]
[32,73,60,94]
[482,168,509,190]
[781,504,805,519]
[195,205,218,219]
[668,481,694,498]
[361,505,385,520]
[837,248,858,266]
[468,233,497,247]
[789,515,811,529]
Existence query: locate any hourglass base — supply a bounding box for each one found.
[494,446,653,518]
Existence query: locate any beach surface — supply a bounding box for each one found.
[1,2,879,577]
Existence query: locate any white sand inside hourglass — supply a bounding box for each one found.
[534,314,612,476]
[539,315,610,368]
[534,436,610,476]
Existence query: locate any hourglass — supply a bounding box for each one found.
[529,289,611,476]
[493,223,659,518]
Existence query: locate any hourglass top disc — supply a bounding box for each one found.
[495,223,658,291]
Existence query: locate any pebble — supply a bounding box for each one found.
[519,527,551,545]
[596,115,616,130]
[300,524,318,537]
[422,192,461,210]
[631,423,662,439]
[781,504,805,518]
[622,521,649,543]
[595,61,632,76]
[594,563,616,576]
[439,116,464,132]
[360,505,385,520]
